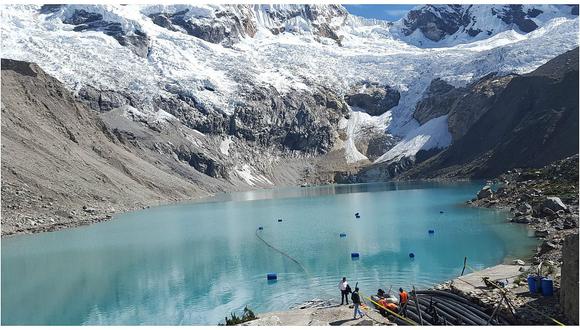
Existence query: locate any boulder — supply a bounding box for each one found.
[542,207,557,217]
[543,197,567,213]
[477,186,493,199]
[512,259,526,266]
[539,241,558,255]
[517,202,533,215]
[82,206,97,214]
[563,215,579,229]
[535,229,550,238]
[511,215,532,224]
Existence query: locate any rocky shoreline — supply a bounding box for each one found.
[452,154,579,325]
[469,154,578,268]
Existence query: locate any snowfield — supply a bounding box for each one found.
[1,4,578,165]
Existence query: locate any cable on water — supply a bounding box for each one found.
[255,228,309,275]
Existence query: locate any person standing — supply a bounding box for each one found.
[399,288,409,305]
[352,287,364,319]
[338,277,349,305]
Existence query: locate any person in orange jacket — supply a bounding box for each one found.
[399,288,409,305]
[378,298,399,316]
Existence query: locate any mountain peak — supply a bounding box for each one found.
[396,4,578,46]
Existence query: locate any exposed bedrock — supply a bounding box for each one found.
[60,9,151,58]
[344,81,400,116]
[413,73,515,142]
[401,5,554,42]
[560,233,579,325]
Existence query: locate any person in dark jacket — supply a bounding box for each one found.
[351,288,364,319]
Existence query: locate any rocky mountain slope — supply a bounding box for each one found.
[396,5,579,46]
[398,47,579,179]
[468,154,578,325]
[2,5,578,167]
[1,5,579,234]
[1,59,328,235]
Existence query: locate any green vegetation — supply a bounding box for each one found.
[219,306,257,326]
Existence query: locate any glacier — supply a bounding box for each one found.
[1,4,578,167]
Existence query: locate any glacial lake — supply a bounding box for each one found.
[1,182,537,325]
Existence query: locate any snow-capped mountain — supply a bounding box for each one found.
[394,4,578,47]
[1,4,578,179]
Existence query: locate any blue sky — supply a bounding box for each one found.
[343,4,418,21]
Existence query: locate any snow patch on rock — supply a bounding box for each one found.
[374,115,452,164]
[235,164,273,186]
[219,136,232,156]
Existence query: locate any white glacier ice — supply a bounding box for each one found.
[1,4,578,165]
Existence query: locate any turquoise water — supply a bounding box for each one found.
[1,182,537,325]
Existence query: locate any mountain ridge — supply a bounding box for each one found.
[1,5,579,234]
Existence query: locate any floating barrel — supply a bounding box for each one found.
[277,219,283,222]
[428,229,435,234]
[351,252,360,258]
[339,233,347,237]
[409,252,415,258]
[541,277,553,296]
[267,273,277,280]
[258,226,263,230]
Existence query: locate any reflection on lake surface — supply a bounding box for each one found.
[1,182,537,325]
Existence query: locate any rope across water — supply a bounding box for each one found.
[255,228,309,275]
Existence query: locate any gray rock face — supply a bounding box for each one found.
[58,9,150,57]
[402,5,470,41]
[400,48,579,180]
[148,5,347,46]
[149,8,257,46]
[413,78,462,125]
[560,234,579,324]
[174,145,228,179]
[345,82,400,116]
[413,74,515,142]
[401,5,546,42]
[492,5,540,33]
[152,82,348,154]
[77,85,137,112]
[543,196,568,213]
[417,75,510,139]
[229,85,349,153]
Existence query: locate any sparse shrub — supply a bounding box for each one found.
[219,306,257,326]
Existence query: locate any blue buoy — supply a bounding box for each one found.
[409,253,415,258]
[428,229,435,234]
[258,226,263,230]
[267,273,277,280]
[339,233,347,237]
[351,252,360,259]
[541,277,553,296]
[277,219,282,222]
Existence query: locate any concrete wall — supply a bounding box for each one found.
[560,233,579,325]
